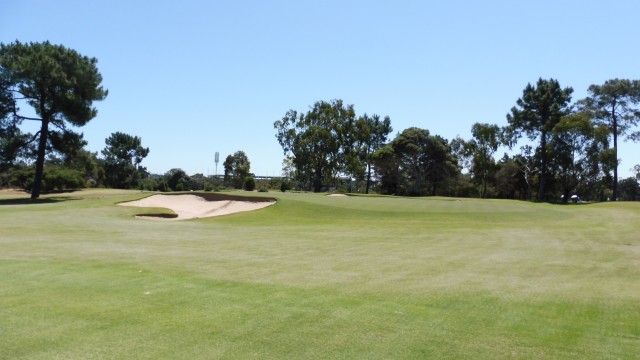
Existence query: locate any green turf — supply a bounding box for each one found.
[1,189,638,359]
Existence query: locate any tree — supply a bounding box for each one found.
[451,123,501,198]
[373,127,459,196]
[101,132,149,189]
[274,99,355,192]
[617,177,640,201]
[550,113,609,202]
[223,150,250,189]
[0,71,30,171]
[243,176,256,191]
[164,168,190,191]
[578,79,640,200]
[0,41,107,198]
[355,114,392,193]
[495,157,526,199]
[506,78,573,201]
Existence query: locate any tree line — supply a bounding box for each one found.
[275,78,640,201]
[2,41,639,201]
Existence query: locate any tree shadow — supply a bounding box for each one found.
[0,189,82,205]
[0,197,71,205]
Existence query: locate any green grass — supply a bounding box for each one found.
[1,189,639,359]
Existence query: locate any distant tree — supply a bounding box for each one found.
[355,114,393,194]
[274,99,356,192]
[1,75,31,170]
[635,164,640,180]
[550,113,610,202]
[373,127,459,196]
[506,78,573,201]
[495,157,525,199]
[243,176,256,191]
[578,79,640,200]
[0,41,107,198]
[451,123,501,198]
[617,177,640,201]
[164,168,190,191]
[189,173,207,191]
[101,132,149,189]
[223,150,250,189]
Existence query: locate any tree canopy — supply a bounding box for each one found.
[0,41,107,198]
[506,78,573,200]
[101,132,149,189]
[373,127,459,196]
[223,150,251,189]
[578,79,640,200]
[274,99,356,192]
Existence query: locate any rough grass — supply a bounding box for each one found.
[0,189,638,359]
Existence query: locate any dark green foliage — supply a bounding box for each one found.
[578,79,640,200]
[164,168,191,191]
[274,99,356,192]
[618,177,640,201]
[101,132,149,189]
[223,151,251,189]
[451,123,501,198]
[494,158,528,200]
[280,180,291,192]
[354,114,393,193]
[373,127,459,196]
[243,176,256,191]
[506,78,573,201]
[12,165,84,192]
[0,76,31,170]
[550,113,610,202]
[0,41,107,198]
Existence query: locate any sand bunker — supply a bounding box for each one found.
[119,193,275,221]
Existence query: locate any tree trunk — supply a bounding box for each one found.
[313,167,322,192]
[538,131,547,201]
[612,107,618,201]
[31,119,49,199]
[365,164,372,194]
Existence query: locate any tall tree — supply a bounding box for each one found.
[578,79,640,200]
[451,123,501,198]
[101,132,149,189]
[355,114,392,194]
[549,113,609,202]
[0,70,30,170]
[274,99,355,192]
[373,127,458,196]
[506,78,573,201]
[223,150,251,189]
[0,41,107,198]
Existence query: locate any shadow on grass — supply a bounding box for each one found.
[136,213,179,219]
[0,197,75,205]
[0,189,83,206]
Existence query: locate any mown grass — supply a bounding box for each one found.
[0,189,638,359]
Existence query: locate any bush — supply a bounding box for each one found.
[258,187,268,192]
[243,176,256,191]
[280,180,291,192]
[11,166,85,192]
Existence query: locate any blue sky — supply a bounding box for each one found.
[2,0,639,178]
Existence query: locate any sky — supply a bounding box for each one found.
[2,0,639,178]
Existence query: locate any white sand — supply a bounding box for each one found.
[118,194,275,220]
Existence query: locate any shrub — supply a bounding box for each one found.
[258,187,268,192]
[243,176,256,191]
[280,180,291,192]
